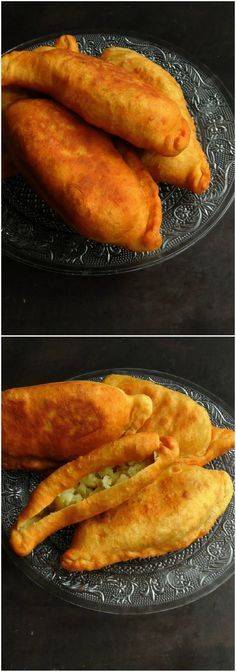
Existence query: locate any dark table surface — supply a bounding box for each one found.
[2,336,234,671]
[2,1,234,336]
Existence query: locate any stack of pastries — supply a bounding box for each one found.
[2,34,211,252]
[2,375,234,571]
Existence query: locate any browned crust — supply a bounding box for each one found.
[3,97,163,252]
[2,453,60,470]
[2,380,153,466]
[103,374,212,458]
[102,47,210,194]
[54,35,79,52]
[61,463,233,571]
[2,48,190,156]
[183,426,235,466]
[10,434,179,556]
[2,34,79,180]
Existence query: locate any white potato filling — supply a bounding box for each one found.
[53,460,150,511]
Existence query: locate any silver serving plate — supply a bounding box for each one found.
[2,369,234,613]
[2,33,234,274]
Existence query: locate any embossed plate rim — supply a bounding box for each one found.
[2,534,234,615]
[2,368,234,614]
[2,33,235,275]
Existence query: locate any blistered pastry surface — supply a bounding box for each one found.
[2,369,234,613]
[2,34,234,274]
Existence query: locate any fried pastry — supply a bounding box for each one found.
[2,86,38,178]
[2,35,79,179]
[103,374,212,458]
[54,34,80,52]
[10,433,179,556]
[2,35,79,114]
[3,98,162,251]
[102,47,210,193]
[2,85,35,112]
[2,380,153,470]
[2,48,190,155]
[187,425,235,466]
[61,463,233,570]
[33,36,79,54]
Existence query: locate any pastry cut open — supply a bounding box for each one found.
[61,462,233,571]
[10,432,179,557]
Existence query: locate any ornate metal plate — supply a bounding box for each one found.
[2,34,234,274]
[2,369,234,613]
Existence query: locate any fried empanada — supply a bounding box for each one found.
[2,86,35,112]
[2,48,190,156]
[2,35,79,178]
[10,433,179,556]
[3,98,162,251]
[2,35,79,114]
[61,463,233,570]
[2,380,153,470]
[54,34,80,52]
[186,425,234,466]
[103,374,212,458]
[2,86,38,178]
[30,35,79,54]
[104,375,234,465]
[102,47,210,194]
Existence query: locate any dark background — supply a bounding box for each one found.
[2,1,234,336]
[2,336,234,671]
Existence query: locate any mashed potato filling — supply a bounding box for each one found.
[21,457,156,529]
[53,460,151,511]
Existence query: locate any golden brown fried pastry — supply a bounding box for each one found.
[2,83,41,177]
[2,87,37,178]
[2,86,35,111]
[2,48,190,156]
[102,47,210,194]
[187,425,234,466]
[2,35,79,179]
[54,34,80,52]
[104,375,235,465]
[61,462,233,570]
[3,98,162,251]
[103,374,212,458]
[33,36,79,54]
[10,433,179,556]
[2,380,153,470]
